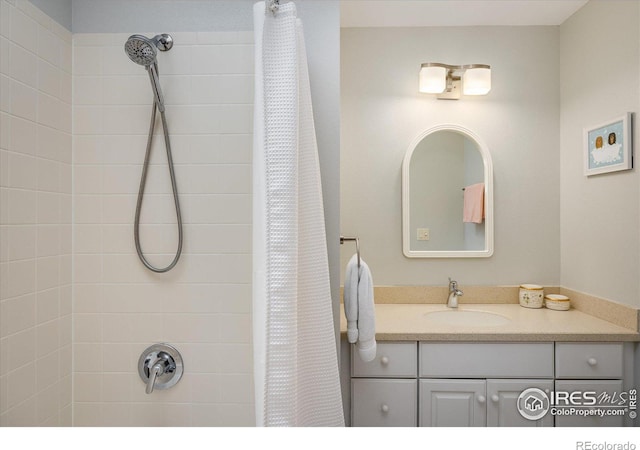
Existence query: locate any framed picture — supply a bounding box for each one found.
[584,113,633,176]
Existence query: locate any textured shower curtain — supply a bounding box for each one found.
[252,1,344,427]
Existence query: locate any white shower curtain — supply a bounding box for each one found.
[252,1,344,427]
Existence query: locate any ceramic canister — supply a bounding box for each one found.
[544,294,570,311]
[519,284,544,309]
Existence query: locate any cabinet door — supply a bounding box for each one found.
[486,379,554,427]
[554,380,625,427]
[419,380,486,427]
[352,379,417,427]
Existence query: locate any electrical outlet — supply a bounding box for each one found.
[417,228,430,241]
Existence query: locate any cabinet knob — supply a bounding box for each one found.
[587,357,597,367]
[380,356,389,366]
[477,395,486,404]
[381,404,390,413]
[491,395,499,403]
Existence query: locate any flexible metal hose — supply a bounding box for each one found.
[134,103,183,272]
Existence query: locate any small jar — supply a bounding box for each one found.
[545,294,570,311]
[519,284,544,309]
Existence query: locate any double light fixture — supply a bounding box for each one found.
[419,63,491,100]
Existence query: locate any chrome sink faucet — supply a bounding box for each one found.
[447,278,463,308]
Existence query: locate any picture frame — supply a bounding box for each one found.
[584,113,633,176]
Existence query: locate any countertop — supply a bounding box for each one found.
[339,303,640,342]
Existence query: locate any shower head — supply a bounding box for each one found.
[124,34,173,113]
[124,34,173,66]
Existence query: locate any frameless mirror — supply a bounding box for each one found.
[402,124,493,257]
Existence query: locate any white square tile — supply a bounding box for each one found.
[73,195,102,224]
[37,26,59,67]
[73,46,102,76]
[74,372,102,402]
[74,343,103,372]
[38,60,60,98]
[36,255,59,291]
[36,319,62,359]
[35,350,60,391]
[73,313,102,343]
[0,292,35,336]
[74,165,102,194]
[36,157,60,192]
[9,6,38,54]
[37,92,61,129]
[10,78,37,121]
[6,328,35,371]
[73,284,102,313]
[74,224,102,254]
[73,254,102,284]
[37,191,60,224]
[6,258,35,298]
[7,188,36,224]
[37,225,60,257]
[36,382,59,424]
[73,106,103,135]
[10,115,37,155]
[73,76,103,105]
[73,402,103,426]
[9,41,38,88]
[36,287,59,324]
[7,224,36,260]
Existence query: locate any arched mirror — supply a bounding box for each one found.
[402,124,493,258]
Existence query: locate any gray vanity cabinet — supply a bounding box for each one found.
[554,343,626,427]
[486,379,554,427]
[350,341,632,427]
[351,342,418,427]
[419,379,487,426]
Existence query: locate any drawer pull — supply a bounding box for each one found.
[477,395,486,404]
[491,395,499,403]
[380,356,389,366]
[381,404,390,413]
[587,357,597,367]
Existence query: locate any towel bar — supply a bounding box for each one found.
[340,236,360,269]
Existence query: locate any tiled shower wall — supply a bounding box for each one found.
[72,31,254,426]
[0,0,73,426]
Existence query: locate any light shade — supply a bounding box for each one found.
[419,65,446,94]
[462,67,491,95]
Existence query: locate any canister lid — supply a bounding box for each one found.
[520,284,544,290]
[544,294,570,301]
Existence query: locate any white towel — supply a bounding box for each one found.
[343,254,377,362]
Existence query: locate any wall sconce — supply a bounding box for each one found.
[419,63,491,100]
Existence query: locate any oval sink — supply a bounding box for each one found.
[423,310,510,327]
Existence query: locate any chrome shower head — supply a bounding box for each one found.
[124,34,173,113]
[124,34,173,66]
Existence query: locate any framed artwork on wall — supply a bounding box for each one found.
[584,113,633,176]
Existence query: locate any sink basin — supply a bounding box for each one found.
[423,310,510,327]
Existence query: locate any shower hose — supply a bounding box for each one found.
[134,103,183,273]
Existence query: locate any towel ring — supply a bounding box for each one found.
[340,236,360,269]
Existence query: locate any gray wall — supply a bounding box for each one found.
[559,0,640,307]
[341,26,561,286]
[29,0,72,30]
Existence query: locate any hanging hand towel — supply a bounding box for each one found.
[343,254,359,344]
[463,182,485,224]
[343,254,376,362]
[355,258,376,362]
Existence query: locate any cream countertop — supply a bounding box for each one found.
[339,303,640,342]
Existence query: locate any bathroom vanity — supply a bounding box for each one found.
[343,304,639,427]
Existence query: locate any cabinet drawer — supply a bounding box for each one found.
[555,343,623,379]
[419,342,553,378]
[352,342,417,378]
[351,379,417,427]
[554,380,624,427]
